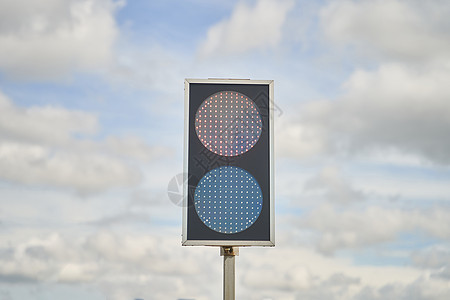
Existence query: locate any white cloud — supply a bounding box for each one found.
[0,91,164,193]
[0,91,98,145]
[107,44,184,94]
[320,0,450,62]
[0,0,122,80]
[199,0,294,56]
[0,141,141,192]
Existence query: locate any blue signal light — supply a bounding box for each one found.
[194,166,263,234]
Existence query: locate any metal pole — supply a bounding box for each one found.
[221,247,239,300]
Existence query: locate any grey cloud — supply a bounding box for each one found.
[303,166,365,205]
[278,64,450,165]
[323,273,360,287]
[0,290,12,300]
[431,268,450,280]
[412,247,450,270]
[87,211,151,227]
[277,0,450,166]
[1,231,448,299]
[300,205,450,254]
[0,247,14,261]
[355,277,449,300]
[0,231,218,299]
[0,274,36,284]
[320,0,450,63]
[412,247,450,280]
[25,246,52,261]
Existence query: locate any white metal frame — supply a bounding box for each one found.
[182,78,275,247]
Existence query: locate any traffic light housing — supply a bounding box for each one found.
[183,79,274,246]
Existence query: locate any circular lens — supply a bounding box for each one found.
[195,91,262,156]
[194,166,263,234]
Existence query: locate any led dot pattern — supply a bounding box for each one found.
[195,91,262,156]
[194,166,263,234]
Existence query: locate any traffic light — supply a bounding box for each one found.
[183,79,274,246]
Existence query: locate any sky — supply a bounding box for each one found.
[0,0,450,299]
